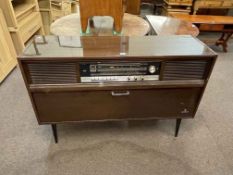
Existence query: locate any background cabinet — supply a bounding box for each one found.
[0,9,17,83]
[51,0,77,21]
[38,0,52,34]
[194,0,233,14]
[0,0,44,55]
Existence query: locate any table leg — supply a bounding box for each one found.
[175,119,182,137]
[51,124,58,143]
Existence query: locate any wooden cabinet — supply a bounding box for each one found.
[0,0,44,55]
[162,0,193,16]
[51,0,77,21]
[18,36,217,142]
[38,0,52,34]
[0,9,17,83]
[164,0,193,6]
[194,0,233,14]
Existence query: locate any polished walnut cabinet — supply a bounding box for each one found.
[18,35,217,142]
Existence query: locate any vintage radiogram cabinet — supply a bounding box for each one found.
[18,35,217,143]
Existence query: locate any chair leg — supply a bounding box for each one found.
[80,16,89,33]
[175,119,182,137]
[113,16,123,33]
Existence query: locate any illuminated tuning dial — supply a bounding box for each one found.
[148,65,156,74]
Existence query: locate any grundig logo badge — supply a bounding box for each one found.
[181,108,189,114]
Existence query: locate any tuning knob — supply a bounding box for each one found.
[149,65,156,74]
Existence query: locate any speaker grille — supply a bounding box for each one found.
[163,60,209,80]
[27,63,77,84]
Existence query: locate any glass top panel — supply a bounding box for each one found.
[20,35,216,58]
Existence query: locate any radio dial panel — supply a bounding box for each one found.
[80,62,161,83]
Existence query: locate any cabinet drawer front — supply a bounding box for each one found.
[199,24,224,31]
[195,1,207,7]
[222,1,233,7]
[167,0,193,4]
[19,13,41,42]
[33,88,202,123]
[196,1,222,7]
[205,1,222,7]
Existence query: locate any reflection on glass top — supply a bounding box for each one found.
[20,35,216,58]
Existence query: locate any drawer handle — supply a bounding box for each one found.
[111,91,130,96]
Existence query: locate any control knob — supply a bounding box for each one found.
[148,65,156,74]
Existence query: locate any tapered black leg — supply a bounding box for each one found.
[51,124,58,143]
[175,119,182,137]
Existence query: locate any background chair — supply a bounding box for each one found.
[79,0,126,33]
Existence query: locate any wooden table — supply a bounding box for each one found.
[171,14,233,52]
[50,13,150,36]
[146,15,199,37]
